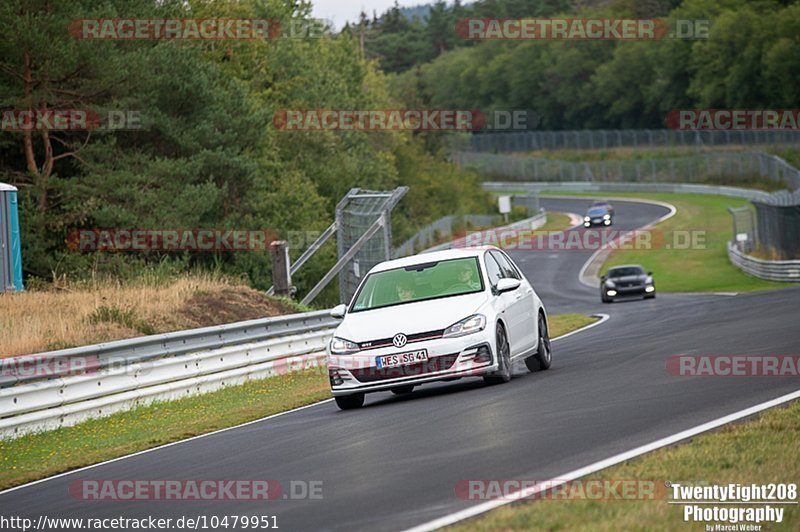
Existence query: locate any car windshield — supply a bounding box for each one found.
[608,266,645,277]
[588,207,607,216]
[350,257,484,312]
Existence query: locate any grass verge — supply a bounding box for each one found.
[543,192,789,292]
[0,314,597,490]
[534,212,574,234]
[449,399,800,531]
[0,273,310,358]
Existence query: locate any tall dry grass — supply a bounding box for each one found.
[0,273,241,358]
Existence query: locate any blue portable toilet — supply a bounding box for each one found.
[0,182,24,293]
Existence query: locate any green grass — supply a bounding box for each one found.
[548,313,597,339]
[543,191,789,292]
[450,399,800,531]
[514,146,728,162]
[87,305,157,335]
[535,212,574,233]
[766,146,800,169]
[0,314,595,490]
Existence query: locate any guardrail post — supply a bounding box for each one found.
[270,240,292,297]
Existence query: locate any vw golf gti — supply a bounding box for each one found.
[326,247,552,410]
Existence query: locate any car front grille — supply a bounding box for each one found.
[357,329,445,351]
[351,353,459,383]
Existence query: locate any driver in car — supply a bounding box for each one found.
[456,264,481,290]
[396,279,415,301]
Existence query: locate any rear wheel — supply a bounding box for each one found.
[526,314,552,372]
[484,324,511,385]
[334,393,365,410]
[391,385,414,395]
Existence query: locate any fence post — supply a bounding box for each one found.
[270,241,292,297]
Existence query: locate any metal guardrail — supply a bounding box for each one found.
[0,311,339,438]
[1,310,338,389]
[0,327,334,439]
[482,181,774,201]
[727,243,800,282]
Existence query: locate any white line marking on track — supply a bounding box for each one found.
[403,388,800,532]
[0,399,332,496]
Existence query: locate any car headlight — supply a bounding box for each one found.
[604,279,616,288]
[330,337,360,355]
[603,214,611,220]
[584,216,591,222]
[442,314,487,338]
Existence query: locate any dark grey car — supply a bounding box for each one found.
[600,264,655,303]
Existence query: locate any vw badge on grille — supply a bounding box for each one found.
[392,333,408,348]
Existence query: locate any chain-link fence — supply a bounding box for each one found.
[335,187,407,303]
[728,206,757,254]
[391,214,498,258]
[454,130,800,153]
[751,191,800,260]
[391,195,540,257]
[451,151,800,190]
[512,194,540,216]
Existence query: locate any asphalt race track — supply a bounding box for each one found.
[1,198,799,531]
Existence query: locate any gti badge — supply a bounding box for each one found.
[392,333,408,348]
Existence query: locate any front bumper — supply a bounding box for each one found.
[584,218,611,227]
[328,333,495,396]
[605,285,654,297]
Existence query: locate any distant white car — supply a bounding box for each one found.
[326,247,552,410]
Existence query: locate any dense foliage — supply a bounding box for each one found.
[368,0,799,130]
[0,0,492,301]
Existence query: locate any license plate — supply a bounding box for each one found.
[376,349,428,369]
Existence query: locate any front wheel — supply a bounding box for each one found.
[526,314,552,372]
[335,393,365,410]
[484,324,511,385]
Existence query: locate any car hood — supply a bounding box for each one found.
[335,292,489,342]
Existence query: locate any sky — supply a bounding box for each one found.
[311,0,426,29]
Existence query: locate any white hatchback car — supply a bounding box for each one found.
[326,247,552,410]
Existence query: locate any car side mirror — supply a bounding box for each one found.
[601,275,607,281]
[647,271,653,276]
[496,278,521,293]
[330,304,347,319]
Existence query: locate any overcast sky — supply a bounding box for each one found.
[311,0,427,28]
